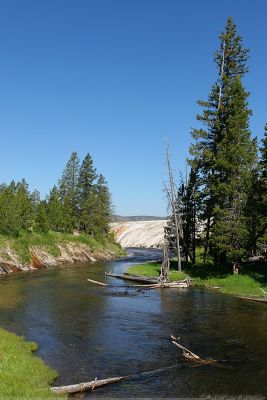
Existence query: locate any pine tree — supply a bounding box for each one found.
[35,201,50,233]
[16,179,34,231]
[93,174,112,236]
[210,78,256,263]
[30,189,41,213]
[78,154,97,200]
[59,152,80,230]
[256,126,267,250]
[78,153,98,231]
[190,17,256,264]
[47,186,65,231]
[0,183,20,236]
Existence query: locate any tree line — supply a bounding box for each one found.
[166,17,267,267]
[0,152,112,237]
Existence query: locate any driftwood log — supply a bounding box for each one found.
[51,364,183,395]
[87,278,108,286]
[171,335,218,365]
[51,376,123,394]
[132,279,190,289]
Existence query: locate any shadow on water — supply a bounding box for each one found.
[0,247,266,398]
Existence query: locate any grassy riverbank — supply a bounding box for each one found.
[127,254,267,297]
[0,328,65,399]
[128,263,188,282]
[0,230,125,264]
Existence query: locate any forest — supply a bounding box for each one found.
[0,152,112,238]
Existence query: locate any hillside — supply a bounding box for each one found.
[110,220,168,248]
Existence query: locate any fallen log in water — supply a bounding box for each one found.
[171,335,218,365]
[106,272,158,284]
[132,279,190,289]
[87,278,108,286]
[51,376,124,394]
[238,296,267,303]
[51,364,183,395]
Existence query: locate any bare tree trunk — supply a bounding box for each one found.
[165,142,182,271]
[159,239,170,282]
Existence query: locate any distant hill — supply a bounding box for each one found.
[112,214,168,222]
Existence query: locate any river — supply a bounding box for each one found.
[0,248,266,398]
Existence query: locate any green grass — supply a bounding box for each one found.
[0,230,125,264]
[127,251,267,297]
[0,328,66,399]
[127,262,188,282]
[193,274,267,297]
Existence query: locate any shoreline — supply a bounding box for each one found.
[0,231,125,276]
[0,327,65,399]
[127,261,267,300]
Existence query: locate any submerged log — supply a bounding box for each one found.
[51,376,124,394]
[51,363,183,395]
[87,278,108,286]
[171,335,218,365]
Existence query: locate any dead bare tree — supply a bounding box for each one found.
[159,239,170,283]
[165,140,182,271]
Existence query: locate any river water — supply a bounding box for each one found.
[0,248,266,398]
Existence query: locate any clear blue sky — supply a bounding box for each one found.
[0,0,266,216]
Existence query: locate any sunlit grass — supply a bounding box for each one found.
[193,274,267,297]
[127,262,188,281]
[127,252,267,297]
[0,328,66,399]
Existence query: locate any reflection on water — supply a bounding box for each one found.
[0,248,266,398]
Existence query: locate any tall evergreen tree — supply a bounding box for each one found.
[93,174,112,236]
[35,201,49,233]
[190,17,256,264]
[0,183,20,236]
[210,77,257,263]
[16,179,34,231]
[78,153,98,231]
[78,154,97,200]
[59,152,80,230]
[47,186,65,232]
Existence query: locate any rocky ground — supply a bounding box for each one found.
[0,241,121,275]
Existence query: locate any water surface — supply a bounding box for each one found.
[0,248,266,398]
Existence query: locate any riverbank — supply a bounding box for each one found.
[0,327,65,399]
[0,230,125,275]
[127,260,267,298]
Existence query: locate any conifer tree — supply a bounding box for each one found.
[252,126,267,250]
[0,184,20,236]
[47,186,65,231]
[30,189,41,213]
[78,154,97,200]
[210,77,257,263]
[16,179,34,231]
[59,152,80,230]
[35,201,49,233]
[190,17,256,264]
[93,174,112,236]
[78,153,98,231]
